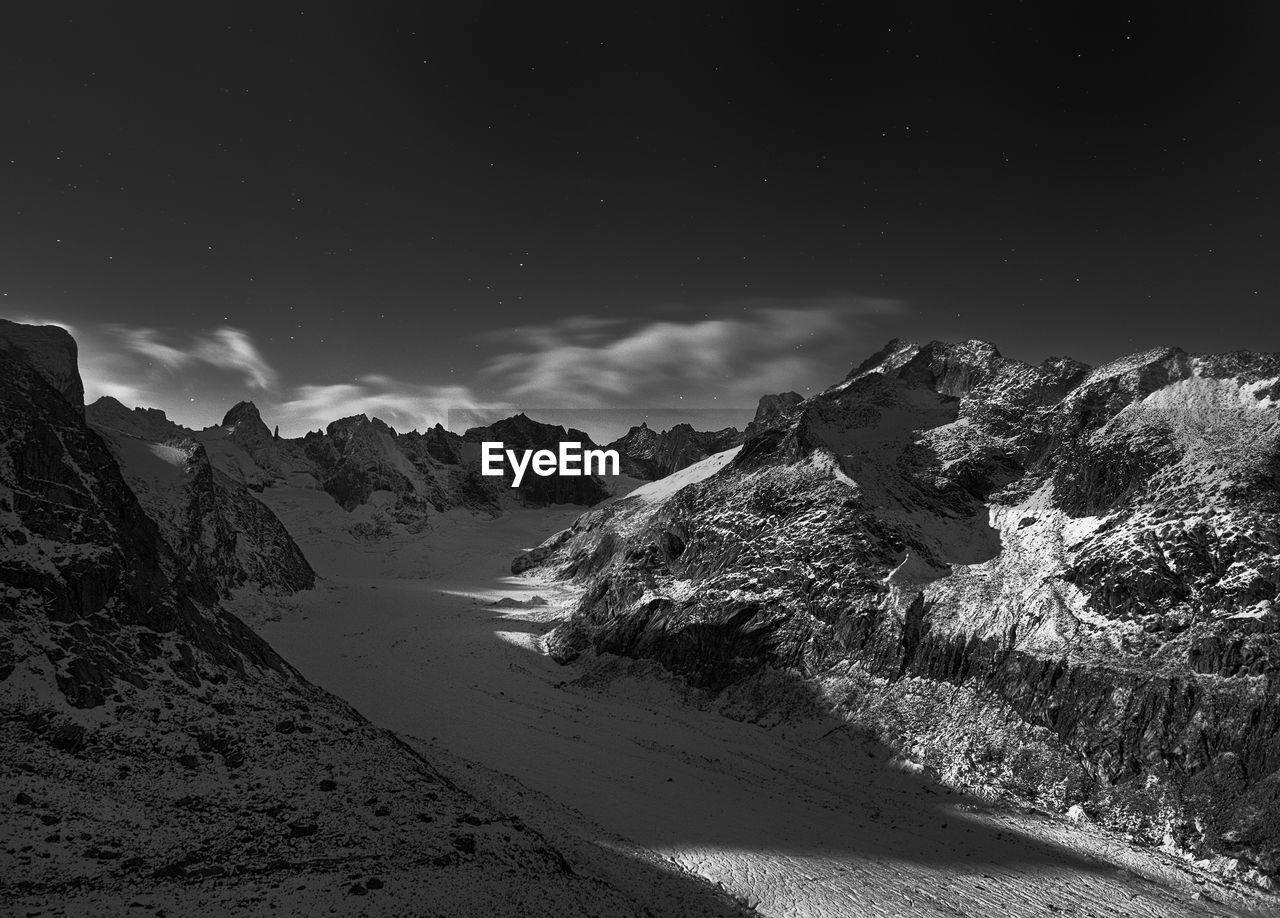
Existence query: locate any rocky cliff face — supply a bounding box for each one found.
[86,397,315,597]
[303,413,439,513]
[527,338,1280,886]
[742,391,803,439]
[1,325,746,916]
[214,400,300,489]
[0,341,276,706]
[0,318,85,412]
[605,422,743,480]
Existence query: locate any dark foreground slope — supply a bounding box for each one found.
[0,324,749,915]
[524,338,1280,888]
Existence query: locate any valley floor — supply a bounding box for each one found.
[242,486,1273,918]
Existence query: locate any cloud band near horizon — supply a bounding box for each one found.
[3,295,902,436]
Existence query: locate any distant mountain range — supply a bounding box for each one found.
[88,378,743,526]
[603,422,743,480]
[77,368,746,594]
[78,372,749,585]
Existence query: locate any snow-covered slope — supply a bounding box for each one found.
[619,446,742,505]
[527,337,1280,888]
[253,491,1264,918]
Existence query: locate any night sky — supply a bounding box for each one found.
[2,4,1277,437]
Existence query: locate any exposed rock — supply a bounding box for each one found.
[402,423,466,466]
[529,337,1280,882]
[512,529,575,575]
[219,400,285,481]
[605,423,743,481]
[87,398,315,597]
[0,346,280,709]
[305,414,425,511]
[743,391,804,439]
[0,318,85,412]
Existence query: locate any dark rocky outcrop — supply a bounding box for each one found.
[604,423,743,481]
[742,391,804,439]
[1,349,288,709]
[303,414,422,511]
[0,318,85,412]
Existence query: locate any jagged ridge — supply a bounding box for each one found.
[604,422,743,481]
[87,396,315,597]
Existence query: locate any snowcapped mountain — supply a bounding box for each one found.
[221,407,614,521]
[521,337,1280,886]
[87,394,615,567]
[0,320,749,915]
[604,422,743,481]
[86,396,315,597]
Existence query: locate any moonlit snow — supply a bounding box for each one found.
[228,480,1258,917]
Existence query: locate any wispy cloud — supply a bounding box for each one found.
[81,362,150,405]
[4,295,903,436]
[275,376,485,434]
[3,316,478,433]
[107,325,277,390]
[5,315,149,404]
[483,295,902,406]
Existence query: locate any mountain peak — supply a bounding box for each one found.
[605,420,744,480]
[220,400,278,455]
[221,400,263,426]
[844,337,922,381]
[744,392,804,439]
[0,318,85,412]
[923,337,1003,359]
[837,337,1009,399]
[90,394,128,412]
